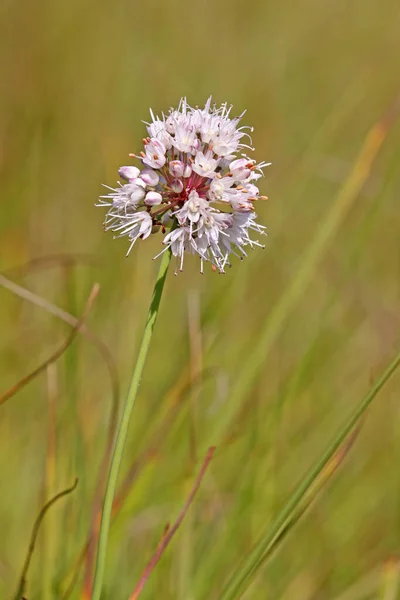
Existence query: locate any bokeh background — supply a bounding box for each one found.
[1,0,399,598]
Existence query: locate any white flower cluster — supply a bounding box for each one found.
[97,97,269,273]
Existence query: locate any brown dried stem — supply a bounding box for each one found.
[0,283,100,406]
[128,446,216,600]
[13,479,79,600]
[0,274,119,412]
[2,253,99,280]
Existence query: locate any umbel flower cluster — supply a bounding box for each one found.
[98,97,270,273]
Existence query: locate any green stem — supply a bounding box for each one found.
[91,247,173,600]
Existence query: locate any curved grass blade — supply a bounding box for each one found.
[12,479,78,600]
[0,283,99,406]
[0,274,119,412]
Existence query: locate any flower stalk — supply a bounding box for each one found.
[92,97,269,598]
[91,245,172,600]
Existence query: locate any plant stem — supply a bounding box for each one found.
[91,248,173,600]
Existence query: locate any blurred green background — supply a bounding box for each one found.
[0,0,399,598]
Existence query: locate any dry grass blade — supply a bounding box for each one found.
[2,253,99,280]
[0,273,119,417]
[0,283,100,406]
[128,446,216,600]
[12,479,79,600]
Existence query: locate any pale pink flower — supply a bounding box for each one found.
[97,97,269,272]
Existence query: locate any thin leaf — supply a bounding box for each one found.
[13,479,78,600]
[220,346,400,599]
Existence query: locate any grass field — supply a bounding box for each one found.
[1,0,400,598]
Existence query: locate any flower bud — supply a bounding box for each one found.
[129,185,146,203]
[140,169,159,186]
[171,179,184,193]
[144,191,163,206]
[118,166,140,181]
[130,177,146,188]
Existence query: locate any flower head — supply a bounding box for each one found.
[97,97,270,273]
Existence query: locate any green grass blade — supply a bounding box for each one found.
[220,346,400,600]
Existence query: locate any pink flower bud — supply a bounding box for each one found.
[140,169,159,186]
[129,185,146,203]
[144,191,163,206]
[171,179,184,193]
[130,177,146,188]
[118,166,140,181]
